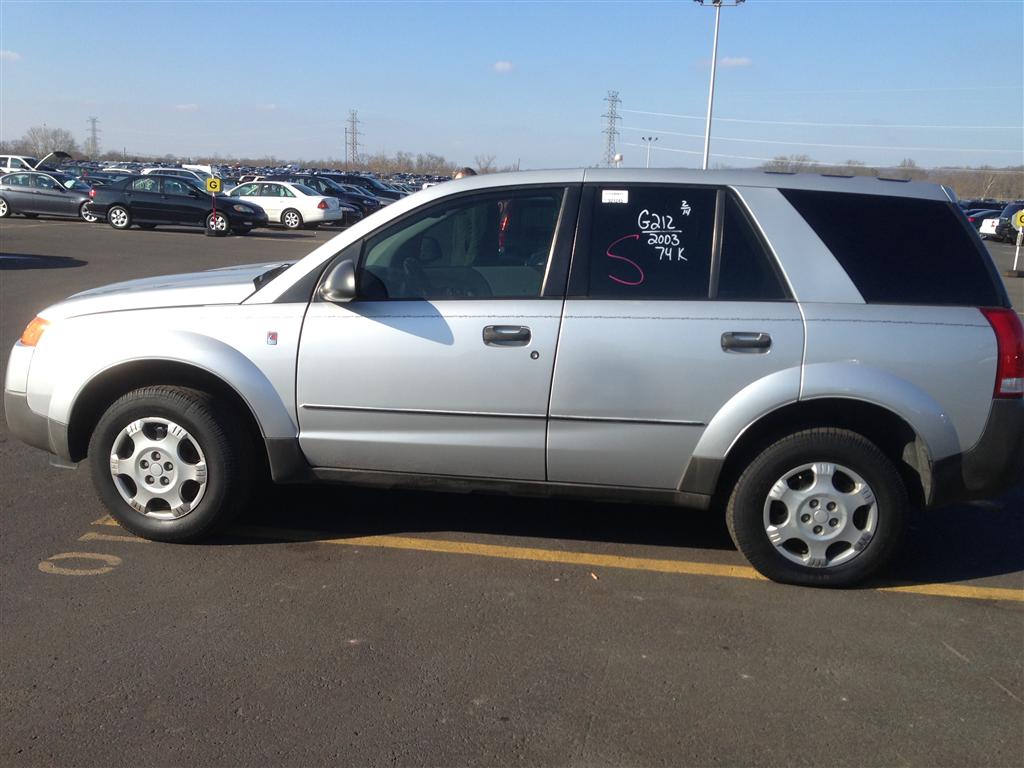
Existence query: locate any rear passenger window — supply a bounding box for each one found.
[588,186,716,299]
[782,189,1003,306]
[717,195,789,301]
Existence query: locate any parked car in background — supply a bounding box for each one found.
[0,170,98,221]
[0,155,41,173]
[980,201,1024,242]
[318,172,404,201]
[141,167,214,184]
[265,173,383,217]
[87,175,267,234]
[963,209,1002,230]
[226,180,354,229]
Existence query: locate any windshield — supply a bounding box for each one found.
[52,173,91,191]
[292,184,319,196]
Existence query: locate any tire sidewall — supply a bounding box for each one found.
[0,196,9,217]
[87,390,240,542]
[206,211,229,236]
[727,431,908,587]
[80,202,98,223]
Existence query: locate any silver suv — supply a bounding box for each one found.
[6,170,1022,587]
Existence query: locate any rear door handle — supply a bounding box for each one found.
[722,331,772,353]
[483,325,531,346]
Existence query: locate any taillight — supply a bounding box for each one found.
[967,216,976,223]
[981,308,1024,398]
[318,200,328,210]
[88,188,96,198]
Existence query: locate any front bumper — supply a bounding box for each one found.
[929,399,1024,507]
[4,389,51,454]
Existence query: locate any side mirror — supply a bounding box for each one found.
[320,259,357,303]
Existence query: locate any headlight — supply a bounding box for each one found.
[231,204,253,214]
[20,316,51,346]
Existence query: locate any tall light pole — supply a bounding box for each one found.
[641,136,659,168]
[694,0,744,170]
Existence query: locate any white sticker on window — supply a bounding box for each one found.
[601,190,629,204]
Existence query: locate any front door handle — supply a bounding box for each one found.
[483,325,531,346]
[722,331,772,353]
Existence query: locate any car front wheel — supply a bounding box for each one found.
[87,386,253,542]
[726,428,908,587]
[0,197,9,218]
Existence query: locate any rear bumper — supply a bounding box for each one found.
[929,399,1024,507]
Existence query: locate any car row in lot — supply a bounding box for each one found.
[0,171,366,234]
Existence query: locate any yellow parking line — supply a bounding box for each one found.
[230,525,1024,603]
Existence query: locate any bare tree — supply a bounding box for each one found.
[22,126,80,157]
[474,154,497,174]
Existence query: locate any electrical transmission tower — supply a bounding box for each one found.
[602,91,621,167]
[85,116,101,158]
[347,110,360,166]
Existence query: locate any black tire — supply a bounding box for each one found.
[108,205,131,230]
[280,208,303,230]
[726,428,908,587]
[87,386,253,543]
[0,196,10,218]
[205,211,230,237]
[79,203,99,223]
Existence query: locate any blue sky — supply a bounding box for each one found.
[1,0,1021,170]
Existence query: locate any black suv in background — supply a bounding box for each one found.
[317,172,405,201]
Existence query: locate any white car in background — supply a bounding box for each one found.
[979,216,1000,239]
[227,180,344,229]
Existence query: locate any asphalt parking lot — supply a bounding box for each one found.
[1,218,1022,767]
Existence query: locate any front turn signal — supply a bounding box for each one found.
[20,316,50,346]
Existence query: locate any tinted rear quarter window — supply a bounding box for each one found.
[718,194,789,301]
[782,189,1004,306]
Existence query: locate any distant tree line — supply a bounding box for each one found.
[761,155,1023,201]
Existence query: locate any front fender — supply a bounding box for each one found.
[38,328,296,457]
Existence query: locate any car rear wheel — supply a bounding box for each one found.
[108,205,131,229]
[205,211,229,237]
[0,197,9,218]
[726,428,908,587]
[79,203,99,223]
[281,209,303,230]
[87,386,253,542]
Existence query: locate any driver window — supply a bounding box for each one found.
[358,188,563,300]
[164,179,191,196]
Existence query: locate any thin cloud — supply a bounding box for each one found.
[259,103,277,111]
[493,61,514,73]
[174,103,199,113]
[0,50,22,62]
[720,56,752,68]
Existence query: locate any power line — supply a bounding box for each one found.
[602,90,622,167]
[622,109,1021,131]
[623,126,1023,154]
